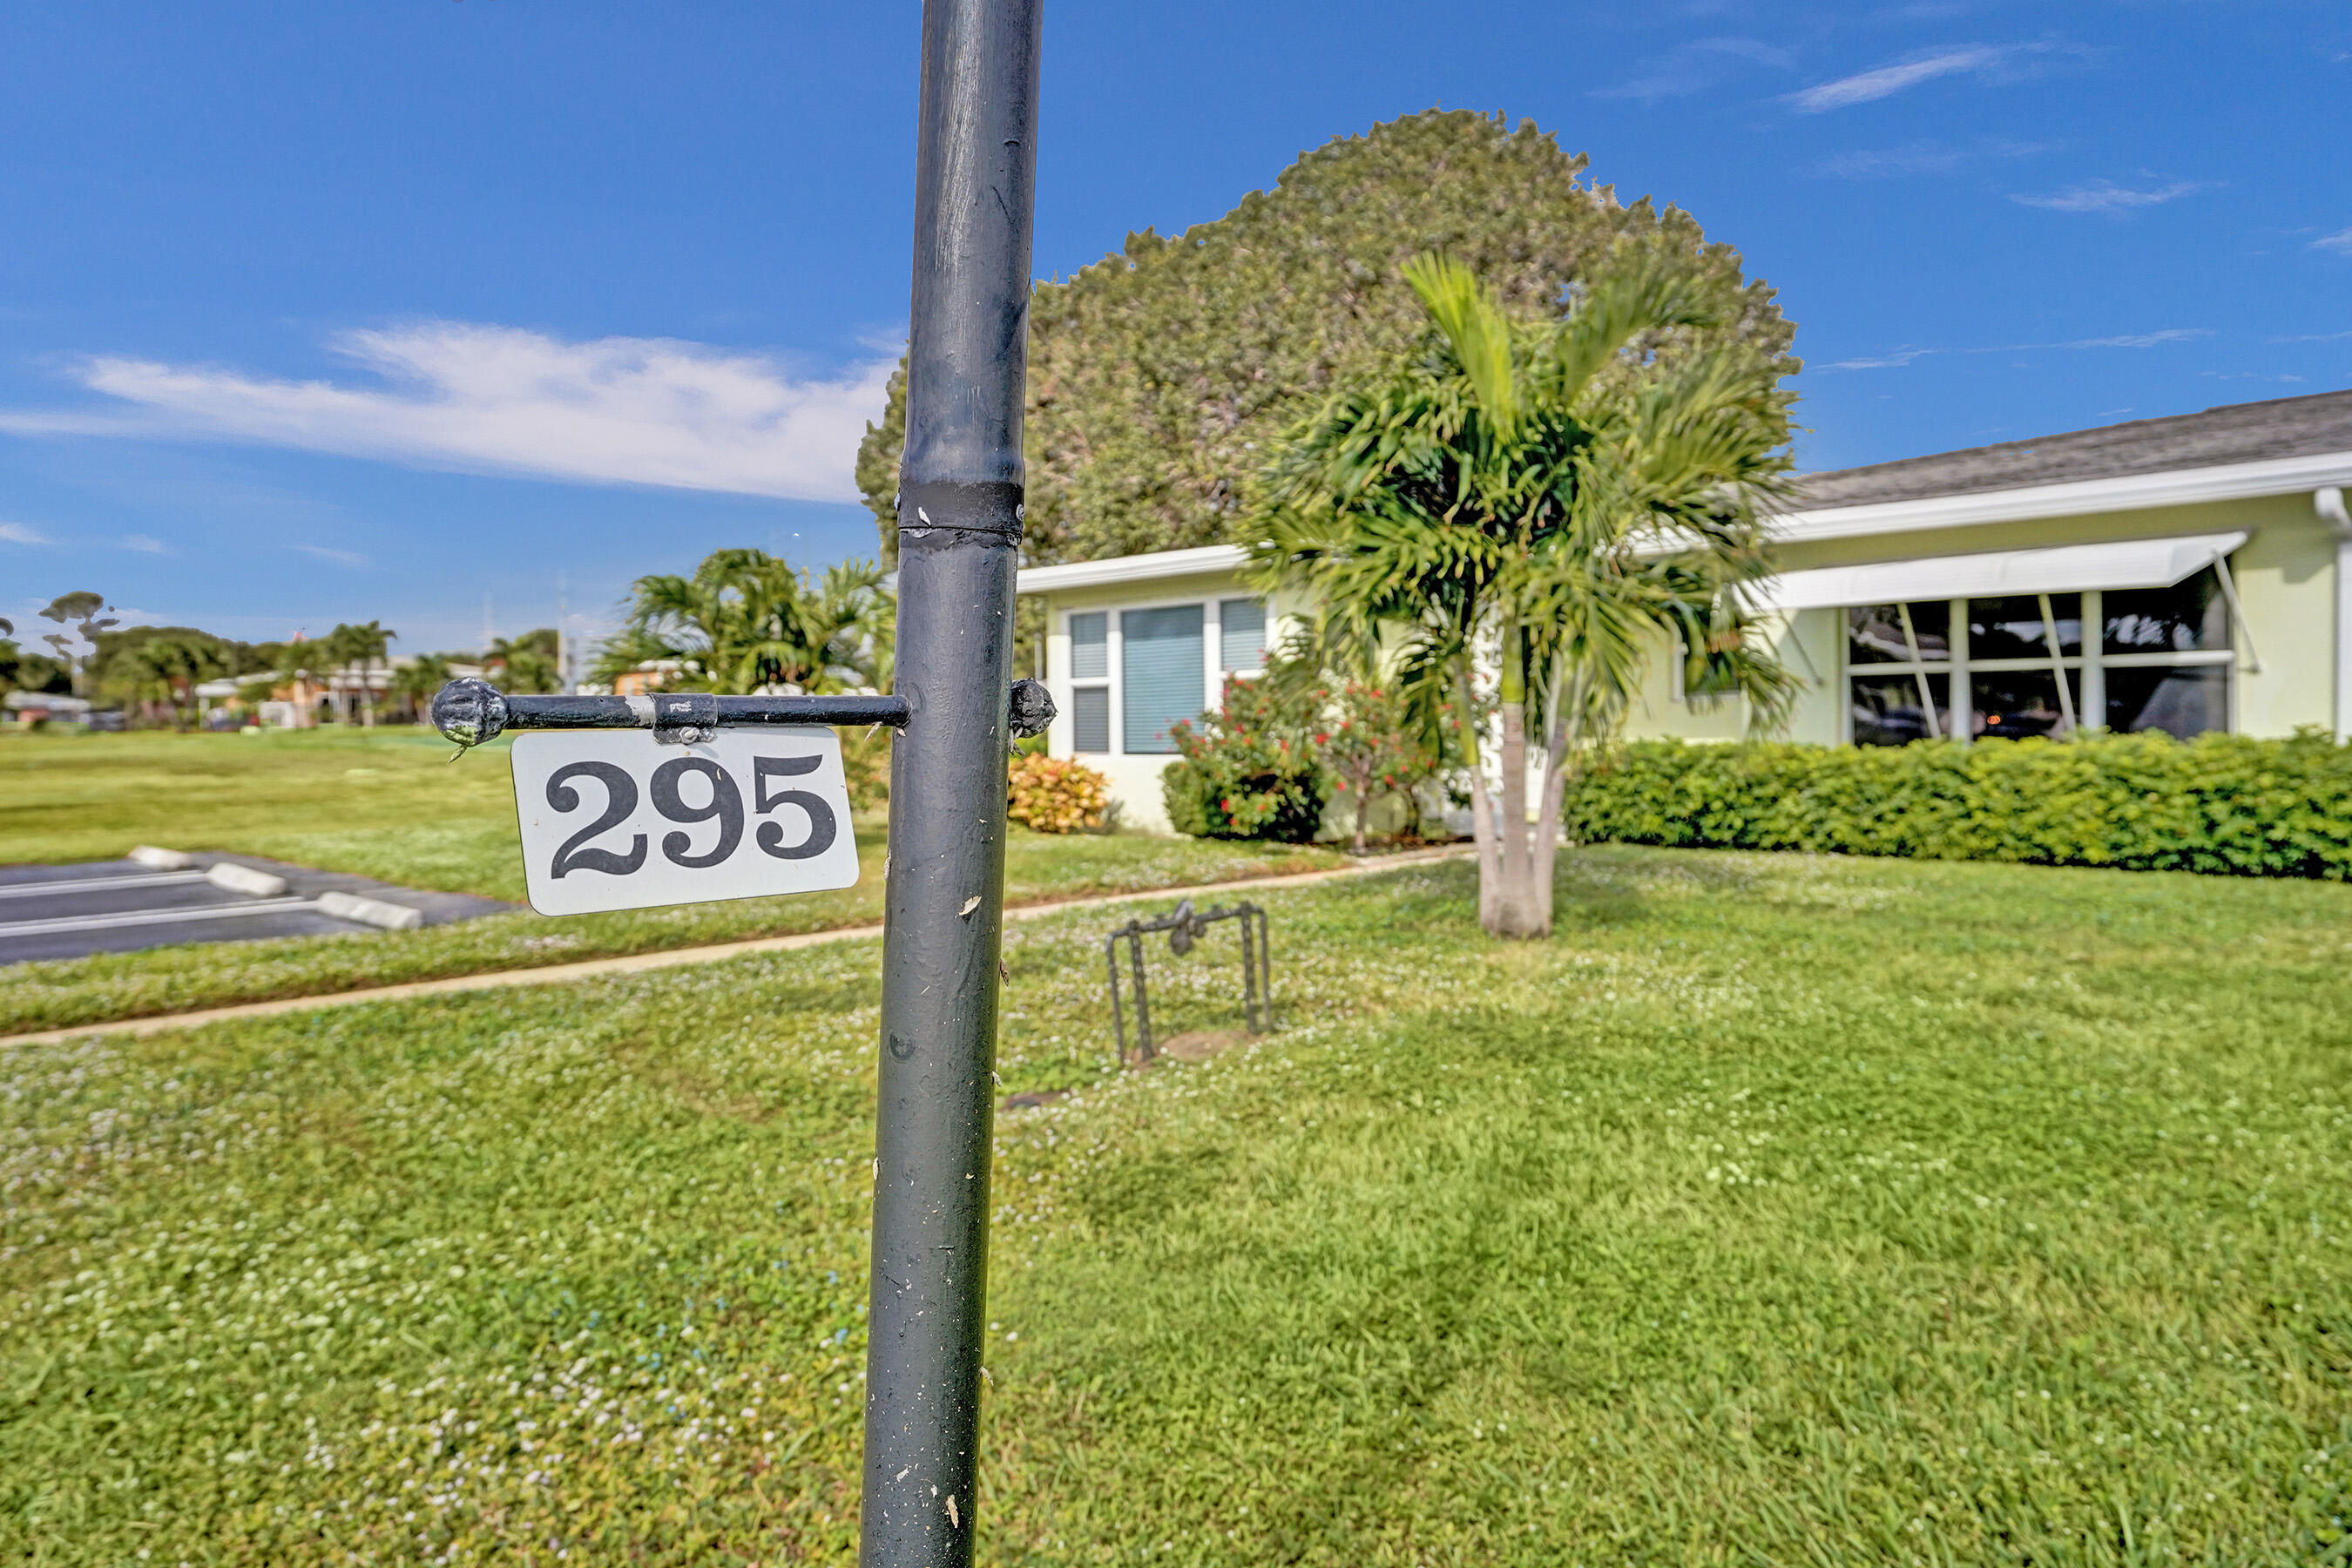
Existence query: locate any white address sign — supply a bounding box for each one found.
[510,728,860,916]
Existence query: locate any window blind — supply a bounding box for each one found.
[1069,612,1108,679]
[1121,605,1204,754]
[1220,598,1266,672]
[1071,687,1110,754]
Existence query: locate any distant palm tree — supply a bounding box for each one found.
[1256,250,1794,937]
[598,550,892,694]
[391,652,456,723]
[275,634,322,728]
[485,630,563,695]
[341,620,395,727]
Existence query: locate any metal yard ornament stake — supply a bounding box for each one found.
[864,3,1040,1565]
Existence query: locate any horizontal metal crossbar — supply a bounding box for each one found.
[432,679,902,750]
[431,676,1055,752]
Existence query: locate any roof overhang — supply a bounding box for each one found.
[1008,449,2352,599]
[1761,531,2247,612]
[1015,544,1248,596]
[1777,449,2352,544]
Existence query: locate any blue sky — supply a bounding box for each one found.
[2,1,2346,656]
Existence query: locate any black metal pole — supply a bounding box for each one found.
[861,3,1039,1565]
[1105,934,1129,1066]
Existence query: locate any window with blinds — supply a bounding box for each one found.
[1070,612,1108,679]
[1068,612,1110,753]
[1220,598,1266,672]
[1071,688,1110,754]
[1121,605,1204,754]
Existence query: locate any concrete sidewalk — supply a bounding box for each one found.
[0,847,1470,1051]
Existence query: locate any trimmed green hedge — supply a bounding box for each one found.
[1567,731,2352,879]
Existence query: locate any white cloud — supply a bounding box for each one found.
[2054,328,2207,348]
[1822,348,1936,371]
[295,544,370,569]
[1594,37,1792,102]
[1,522,54,545]
[2011,179,2205,214]
[0,323,896,504]
[1807,137,2057,179]
[2313,227,2352,256]
[120,533,169,554]
[1818,328,2209,372]
[1787,44,2011,112]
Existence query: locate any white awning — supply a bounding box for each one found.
[1761,531,2248,612]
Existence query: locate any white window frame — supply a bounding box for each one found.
[1066,609,1113,754]
[1217,596,1269,680]
[1060,593,1269,756]
[1838,582,2236,745]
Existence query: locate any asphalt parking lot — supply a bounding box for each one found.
[0,854,512,964]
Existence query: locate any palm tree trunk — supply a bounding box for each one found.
[1453,656,1501,932]
[1531,655,1574,936]
[1495,618,1538,937]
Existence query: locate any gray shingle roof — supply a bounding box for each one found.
[1796,389,2352,510]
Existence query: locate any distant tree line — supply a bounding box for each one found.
[2,591,566,730]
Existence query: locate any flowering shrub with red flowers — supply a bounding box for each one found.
[1160,673,1329,842]
[1007,752,1112,833]
[1312,678,1439,849]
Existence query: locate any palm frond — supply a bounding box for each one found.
[1402,253,1517,439]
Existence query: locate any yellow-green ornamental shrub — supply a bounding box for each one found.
[1007,753,1112,834]
[1568,729,2352,878]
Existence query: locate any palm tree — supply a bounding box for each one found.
[1255,249,1795,937]
[601,549,893,695]
[391,652,456,723]
[276,634,322,728]
[340,620,395,727]
[485,630,563,695]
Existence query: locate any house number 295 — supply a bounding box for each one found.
[509,730,862,917]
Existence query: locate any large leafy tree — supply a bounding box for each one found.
[597,549,892,695]
[857,108,1794,565]
[1256,252,1794,939]
[90,625,242,726]
[123,633,229,729]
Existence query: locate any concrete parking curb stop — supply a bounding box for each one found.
[0,848,1471,1051]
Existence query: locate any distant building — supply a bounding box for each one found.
[612,660,687,697]
[1017,390,2352,831]
[3,692,93,724]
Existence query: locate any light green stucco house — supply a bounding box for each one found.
[1015,391,2352,832]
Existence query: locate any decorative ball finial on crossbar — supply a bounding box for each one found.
[429,677,510,749]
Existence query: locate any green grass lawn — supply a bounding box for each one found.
[0,729,1341,1034]
[4,847,2349,1564]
